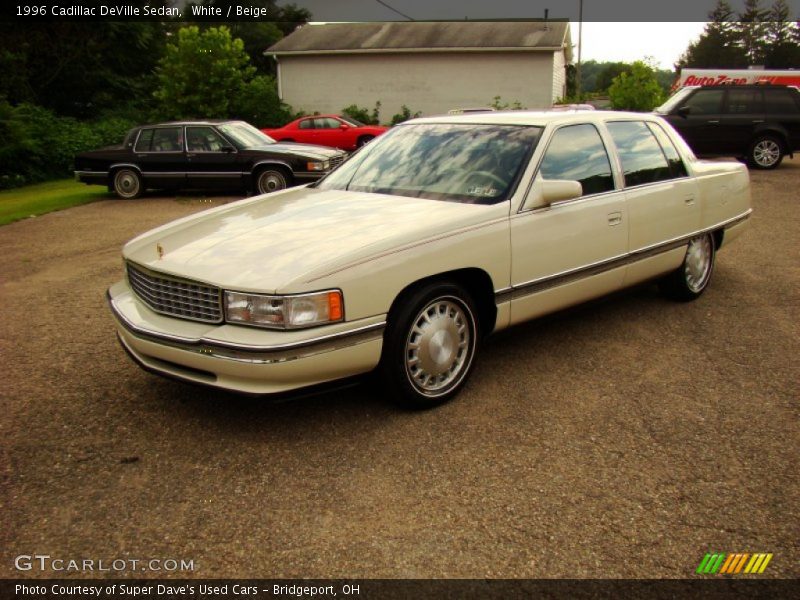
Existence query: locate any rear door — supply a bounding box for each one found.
[606,120,700,286]
[720,88,764,154]
[133,126,187,188]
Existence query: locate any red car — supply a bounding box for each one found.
[262,115,388,151]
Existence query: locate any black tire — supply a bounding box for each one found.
[380,282,480,409]
[112,168,143,199]
[254,167,290,195]
[747,134,784,170]
[659,232,716,301]
[356,135,375,148]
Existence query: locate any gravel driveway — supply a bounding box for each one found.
[2,162,798,579]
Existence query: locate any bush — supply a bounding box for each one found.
[230,75,296,128]
[390,105,422,126]
[608,61,666,112]
[490,96,525,110]
[342,102,381,125]
[0,100,134,189]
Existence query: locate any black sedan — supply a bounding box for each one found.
[74,120,348,198]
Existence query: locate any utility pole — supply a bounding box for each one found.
[576,0,583,100]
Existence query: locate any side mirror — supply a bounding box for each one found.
[541,179,583,205]
[221,145,235,153]
[339,124,350,130]
[677,105,691,118]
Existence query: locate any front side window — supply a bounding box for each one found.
[682,89,724,114]
[316,123,542,204]
[298,119,314,130]
[134,128,154,152]
[607,121,672,187]
[314,117,340,129]
[538,124,614,196]
[186,127,229,152]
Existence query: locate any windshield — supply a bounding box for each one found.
[654,87,695,114]
[315,123,542,204]
[217,121,276,148]
[339,115,365,127]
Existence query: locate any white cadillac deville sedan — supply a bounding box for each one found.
[108,111,751,408]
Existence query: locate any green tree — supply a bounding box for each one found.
[230,75,295,127]
[736,0,769,65]
[153,26,255,120]
[764,0,800,67]
[0,17,168,118]
[608,61,665,111]
[595,62,630,92]
[677,0,748,68]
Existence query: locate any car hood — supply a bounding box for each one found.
[123,188,502,293]
[248,142,344,160]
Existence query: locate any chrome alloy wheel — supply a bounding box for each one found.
[684,234,713,293]
[752,139,781,168]
[257,170,287,194]
[114,170,141,199]
[404,297,474,396]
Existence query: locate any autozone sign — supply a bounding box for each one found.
[675,69,800,90]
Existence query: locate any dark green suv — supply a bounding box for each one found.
[656,84,800,169]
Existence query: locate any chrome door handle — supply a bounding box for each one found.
[684,196,696,206]
[186,153,197,158]
[707,120,720,124]
[608,212,622,226]
[752,119,764,123]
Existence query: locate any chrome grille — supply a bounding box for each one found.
[329,154,345,169]
[126,263,223,323]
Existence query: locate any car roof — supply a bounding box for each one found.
[135,120,242,128]
[407,110,665,128]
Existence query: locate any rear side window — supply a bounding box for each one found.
[135,127,183,152]
[134,129,154,152]
[538,124,615,196]
[647,122,688,178]
[764,89,800,114]
[726,89,763,114]
[607,121,672,187]
[683,89,724,114]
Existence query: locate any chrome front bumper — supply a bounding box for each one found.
[108,281,385,395]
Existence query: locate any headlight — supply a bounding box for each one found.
[306,160,329,171]
[224,290,343,329]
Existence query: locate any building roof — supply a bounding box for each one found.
[268,21,571,60]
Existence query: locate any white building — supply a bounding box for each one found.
[267,21,572,120]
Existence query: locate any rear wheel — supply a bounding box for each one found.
[112,168,143,199]
[659,232,715,301]
[255,167,290,195]
[380,282,480,409]
[747,134,784,170]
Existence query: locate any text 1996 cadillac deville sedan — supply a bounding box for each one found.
[108,111,751,408]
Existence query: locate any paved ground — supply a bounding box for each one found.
[2,162,798,579]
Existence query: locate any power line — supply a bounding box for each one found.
[374,0,414,21]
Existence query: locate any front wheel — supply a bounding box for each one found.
[112,168,143,199]
[380,282,480,409]
[747,135,784,170]
[255,168,289,194]
[659,233,716,301]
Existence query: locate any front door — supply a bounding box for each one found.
[509,123,628,325]
[184,126,241,190]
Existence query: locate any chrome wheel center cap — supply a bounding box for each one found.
[429,329,455,367]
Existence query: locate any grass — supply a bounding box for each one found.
[0,179,109,226]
